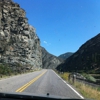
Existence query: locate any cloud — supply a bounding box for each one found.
[43,41,51,46]
[43,41,47,44]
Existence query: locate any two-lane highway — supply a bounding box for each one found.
[0,69,84,99]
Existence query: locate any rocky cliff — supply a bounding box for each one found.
[41,47,63,69]
[57,34,100,74]
[0,0,42,71]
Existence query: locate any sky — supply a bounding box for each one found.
[14,0,100,56]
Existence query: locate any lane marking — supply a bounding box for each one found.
[52,70,84,99]
[16,70,47,92]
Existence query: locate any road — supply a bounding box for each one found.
[0,69,84,99]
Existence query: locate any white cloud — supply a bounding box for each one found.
[43,41,51,46]
[43,41,47,44]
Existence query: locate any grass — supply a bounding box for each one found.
[0,66,41,80]
[59,72,70,81]
[74,82,100,100]
[56,70,100,100]
[0,70,33,80]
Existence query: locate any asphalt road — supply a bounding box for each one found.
[0,69,84,99]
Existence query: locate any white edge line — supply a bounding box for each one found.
[52,70,84,99]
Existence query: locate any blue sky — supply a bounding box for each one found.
[14,0,100,56]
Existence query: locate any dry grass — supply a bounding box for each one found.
[0,69,40,80]
[59,72,70,81]
[56,71,100,100]
[74,82,100,100]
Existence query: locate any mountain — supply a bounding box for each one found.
[0,0,42,72]
[58,52,73,60]
[41,47,64,69]
[57,33,100,74]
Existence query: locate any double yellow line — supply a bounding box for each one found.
[16,70,47,92]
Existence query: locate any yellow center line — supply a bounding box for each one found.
[16,70,47,92]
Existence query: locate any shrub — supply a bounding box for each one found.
[0,63,12,75]
[82,73,96,82]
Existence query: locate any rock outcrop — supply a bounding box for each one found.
[0,0,42,71]
[41,47,63,69]
[57,33,100,74]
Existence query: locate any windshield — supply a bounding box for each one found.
[0,0,100,100]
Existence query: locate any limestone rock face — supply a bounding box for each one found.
[0,0,42,71]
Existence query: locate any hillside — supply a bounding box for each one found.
[41,47,63,69]
[58,52,73,60]
[57,33,100,74]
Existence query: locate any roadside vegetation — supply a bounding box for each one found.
[0,63,41,80]
[82,73,96,82]
[56,70,100,100]
[0,64,12,78]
